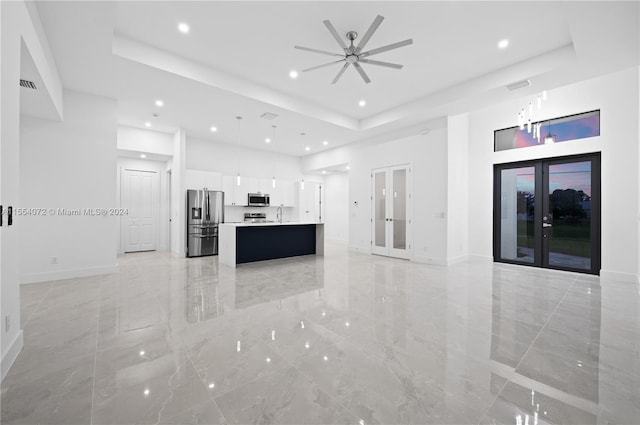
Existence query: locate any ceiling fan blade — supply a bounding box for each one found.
[323,20,349,53]
[331,62,350,84]
[360,39,413,58]
[358,58,403,69]
[302,59,346,73]
[355,15,384,54]
[294,45,343,57]
[353,62,371,84]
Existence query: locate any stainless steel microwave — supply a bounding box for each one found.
[247,193,270,207]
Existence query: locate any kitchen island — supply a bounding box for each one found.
[219,222,324,268]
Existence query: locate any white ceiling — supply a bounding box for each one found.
[29,1,639,157]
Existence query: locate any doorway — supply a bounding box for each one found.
[121,168,160,252]
[371,164,412,259]
[493,153,601,274]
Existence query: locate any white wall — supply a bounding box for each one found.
[186,136,302,180]
[1,0,63,379]
[323,173,349,242]
[170,129,186,256]
[446,114,470,264]
[309,127,448,264]
[468,67,640,280]
[20,90,118,283]
[117,125,173,156]
[116,158,170,253]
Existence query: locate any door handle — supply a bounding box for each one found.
[542,223,553,228]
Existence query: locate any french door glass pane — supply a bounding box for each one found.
[500,167,535,263]
[374,172,386,248]
[392,169,406,249]
[547,161,591,270]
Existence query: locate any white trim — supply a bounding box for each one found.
[467,254,494,262]
[411,255,447,266]
[348,244,371,254]
[599,269,639,284]
[1,330,24,382]
[446,255,469,266]
[20,265,118,284]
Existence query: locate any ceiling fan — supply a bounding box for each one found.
[294,15,413,84]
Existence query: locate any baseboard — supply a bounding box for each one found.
[600,269,639,284]
[446,255,469,266]
[348,244,371,254]
[20,264,118,284]
[411,255,447,266]
[1,330,23,382]
[468,254,494,262]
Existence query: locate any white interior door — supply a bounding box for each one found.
[122,169,159,252]
[299,182,323,222]
[371,165,411,259]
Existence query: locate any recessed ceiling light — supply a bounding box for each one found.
[265,138,271,143]
[140,154,147,159]
[498,39,509,49]
[144,122,151,127]
[358,100,366,107]
[178,22,190,34]
[210,126,217,132]
[305,146,310,151]
[322,170,326,174]
[346,165,350,170]
[289,70,298,79]
[155,100,164,107]
[322,140,328,146]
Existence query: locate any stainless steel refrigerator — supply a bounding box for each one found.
[186,189,224,257]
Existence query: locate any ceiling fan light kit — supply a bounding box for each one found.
[294,15,413,84]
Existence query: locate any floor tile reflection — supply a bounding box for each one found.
[1,243,639,424]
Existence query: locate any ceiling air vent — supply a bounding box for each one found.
[260,112,279,120]
[20,79,37,90]
[506,79,530,91]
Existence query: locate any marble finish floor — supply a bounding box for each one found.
[1,243,639,424]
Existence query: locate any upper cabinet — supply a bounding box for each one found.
[185,170,222,191]
[222,176,237,206]
[222,175,295,207]
[271,180,294,207]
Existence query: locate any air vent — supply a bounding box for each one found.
[260,112,279,120]
[20,79,37,90]
[506,79,530,91]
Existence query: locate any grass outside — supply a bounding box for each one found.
[516,220,591,257]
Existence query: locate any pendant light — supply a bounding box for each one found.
[235,116,242,186]
[544,119,556,144]
[301,179,305,190]
[271,125,276,188]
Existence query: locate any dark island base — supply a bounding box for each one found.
[236,224,317,264]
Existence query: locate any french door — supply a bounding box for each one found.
[494,153,601,274]
[371,165,412,259]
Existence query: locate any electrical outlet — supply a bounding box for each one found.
[5,315,10,332]
[50,257,58,264]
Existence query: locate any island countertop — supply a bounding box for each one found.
[219,222,324,268]
[220,221,323,227]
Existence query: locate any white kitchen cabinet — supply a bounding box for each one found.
[222,176,238,206]
[223,176,294,207]
[185,169,222,191]
[281,181,294,207]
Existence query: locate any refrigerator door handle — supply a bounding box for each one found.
[206,192,211,221]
